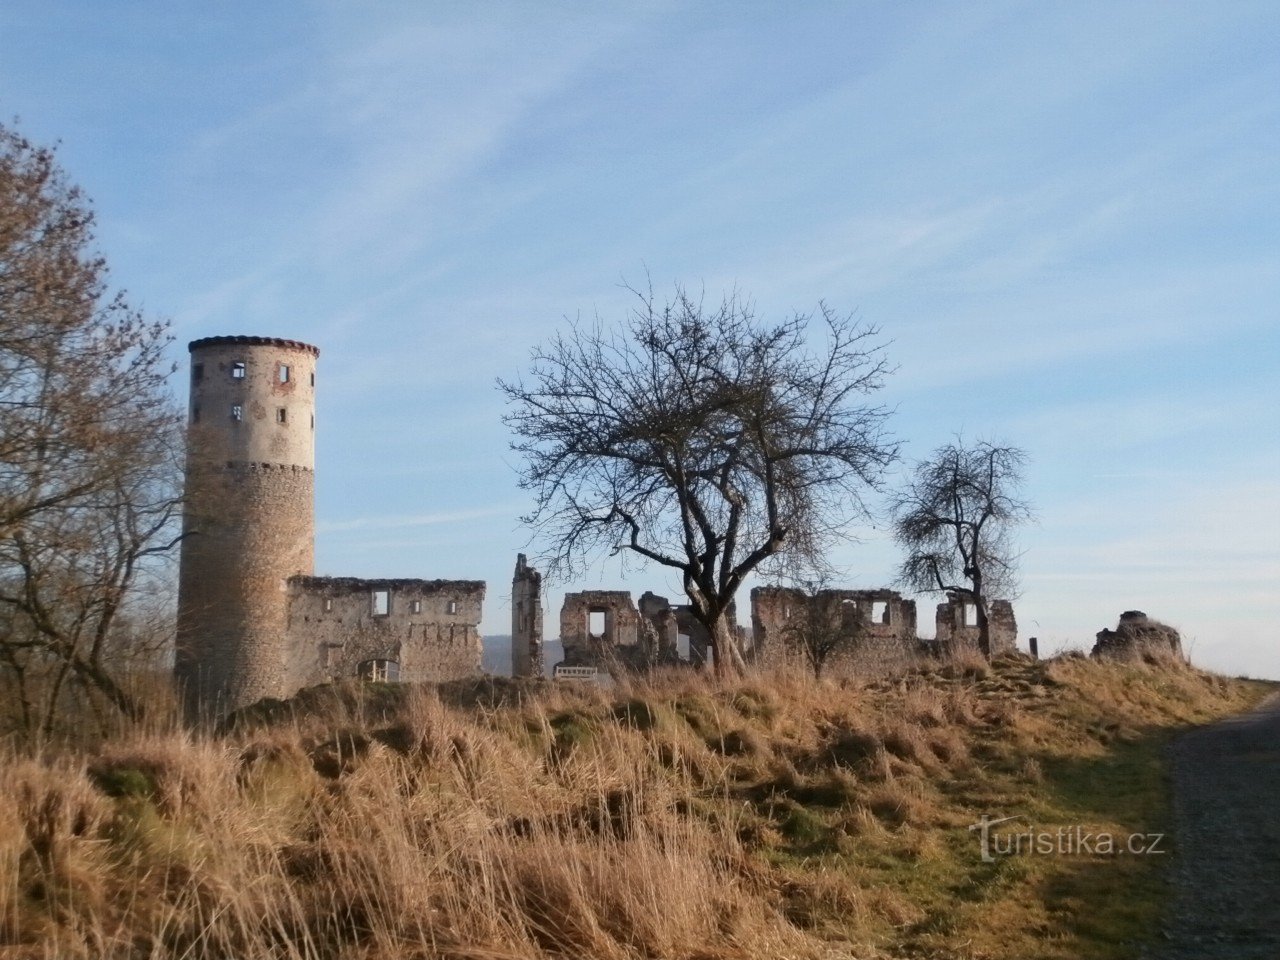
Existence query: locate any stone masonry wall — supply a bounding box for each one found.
[559,591,642,668]
[751,586,919,671]
[934,594,1017,654]
[511,555,544,678]
[285,577,485,688]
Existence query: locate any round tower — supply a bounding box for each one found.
[175,335,319,714]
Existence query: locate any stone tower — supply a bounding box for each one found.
[175,335,319,714]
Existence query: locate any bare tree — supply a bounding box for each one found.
[782,582,866,679]
[890,439,1032,658]
[0,124,182,740]
[498,284,897,675]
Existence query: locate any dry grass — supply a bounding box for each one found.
[0,653,1272,959]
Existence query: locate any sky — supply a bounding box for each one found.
[1,1,1276,677]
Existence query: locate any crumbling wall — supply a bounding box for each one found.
[511,555,544,678]
[558,590,646,671]
[286,577,485,689]
[556,589,746,674]
[934,594,1017,655]
[1092,611,1183,662]
[751,586,919,671]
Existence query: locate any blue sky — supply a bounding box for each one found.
[2,1,1276,676]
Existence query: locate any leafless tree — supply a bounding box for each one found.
[890,439,1032,657]
[782,582,866,679]
[498,284,897,675]
[0,124,183,740]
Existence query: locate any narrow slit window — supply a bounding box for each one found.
[323,598,333,612]
[372,590,389,616]
[278,364,291,383]
[310,372,315,386]
[310,414,314,430]
[410,599,422,614]
[232,361,246,379]
[446,600,458,615]
[192,363,204,383]
[231,404,242,421]
[276,407,287,424]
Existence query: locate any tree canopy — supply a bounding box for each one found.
[499,285,898,672]
[0,124,181,739]
[890,439,1032,656]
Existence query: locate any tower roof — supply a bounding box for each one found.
[188,335,320,357]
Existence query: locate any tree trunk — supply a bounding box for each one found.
[975,596,991,660]
[710,613,747,677]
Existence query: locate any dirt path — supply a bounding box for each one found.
[1146,692,1280,958]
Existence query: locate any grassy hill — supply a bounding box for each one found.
[1,653,1271,959]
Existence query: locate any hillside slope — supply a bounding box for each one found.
[1,654,1271,959]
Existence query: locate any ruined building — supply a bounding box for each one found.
[511,554,544,678]
[175,336,484,714]
[751,586,1017,669]
[751,587,920,670]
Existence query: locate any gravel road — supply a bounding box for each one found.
[1146,692,1280,958]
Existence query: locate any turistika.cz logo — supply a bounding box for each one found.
[968,815,1167,863]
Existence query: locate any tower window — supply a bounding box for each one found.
[310,372,315,386]
[372,590,389,616]
[310,414,314,430]
[278,364,291,383]
[277,407,287,424]
[231,404,242,421]
[192,363,204,383]
[447,600,458,615]
[410,600,422,614]
[232,361,246,379]
[323,598,333,612]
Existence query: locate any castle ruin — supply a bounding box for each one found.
[175,336,485,714]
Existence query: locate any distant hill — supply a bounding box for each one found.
[481,634,563,677]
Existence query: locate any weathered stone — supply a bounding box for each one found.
[751,586,920,670]
[176,336,487,716]
[1091,611,1183,662]
[511,554,543,678]
[934,593,1017,655]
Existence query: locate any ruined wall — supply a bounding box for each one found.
[934,594,1017,655]
[511,555,544,678]
[176,336,319,714]
[559,591,644,670]
[285,577,485,688]
[751,586,919,671]
[1091,611,1182,662]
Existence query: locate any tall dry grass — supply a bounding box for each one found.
[0,652,1271,959]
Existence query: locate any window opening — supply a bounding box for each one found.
[277,407,287,424]
[372,590,389,616]
[310,372,315,386]
[192,363,204,383]
[358,659,400,682]
[231,361,246,379]
[278,364,290,383]
[231,404,242,421]
[964,603,978,627]
[446,599,458,615]
[410,600,422,614]
[323,598,333,612]
[588,610,606,637]
[871,601,889,624]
